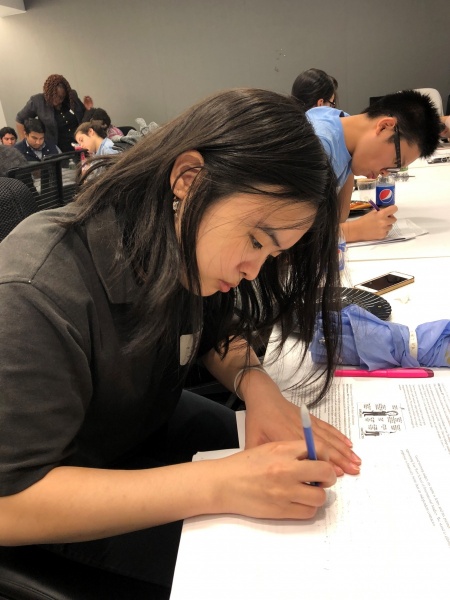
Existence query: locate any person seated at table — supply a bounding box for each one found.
[291,69,395,244]
[291,67,338,111]
[15,73,94,152]
[14,118,60,162]
[0,126,18,146]
[81,107,124,139]
[74,120,120,156]
[305,90,442,243]
[0,88,360,595]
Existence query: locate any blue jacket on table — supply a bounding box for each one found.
[14,139,61,162]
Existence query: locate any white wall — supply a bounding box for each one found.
[0,0,449,130]
[0,1,25,17]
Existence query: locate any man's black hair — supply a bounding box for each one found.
[362,90,441,158]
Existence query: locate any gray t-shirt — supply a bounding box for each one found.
[0,206,196,496]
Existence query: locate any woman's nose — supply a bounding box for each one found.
[241,256,266,281]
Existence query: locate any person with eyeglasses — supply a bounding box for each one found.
[291,68,396,243]
[291,68,338,111]
[305,90,442,243]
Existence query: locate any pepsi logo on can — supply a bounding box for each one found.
[375,182,395,207]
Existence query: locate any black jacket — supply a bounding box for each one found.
[14,139,61,162]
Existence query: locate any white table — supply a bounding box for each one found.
[171,162,450,600]
[343,256,450,328]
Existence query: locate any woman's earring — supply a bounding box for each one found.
[173,196,180,214]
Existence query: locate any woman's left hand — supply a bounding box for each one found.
[243,373,361,476]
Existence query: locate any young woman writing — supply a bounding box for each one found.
[0,88,360,593]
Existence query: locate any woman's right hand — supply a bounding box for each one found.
[0,442,334,546]
[212,440,336,520]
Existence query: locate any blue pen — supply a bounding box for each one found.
[300,404,319,486]
[368,199,380,211]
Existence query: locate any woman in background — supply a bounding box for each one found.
[74,120,119,156]
[291,67,338,111]
[16,74,93,152]
[81,107,124,139]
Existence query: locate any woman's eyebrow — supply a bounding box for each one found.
[256,225,280,248]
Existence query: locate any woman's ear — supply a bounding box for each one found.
[317,98,325,107]
[170,150,204,200]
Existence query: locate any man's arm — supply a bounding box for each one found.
[337,173,354,222]
[15,122,26,141]
[342,204,398,243]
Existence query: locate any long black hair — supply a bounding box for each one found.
[291,68,338,111]
[67,88,341,402]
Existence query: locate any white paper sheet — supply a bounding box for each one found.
[172,376,450,599]
[346,218,427,248]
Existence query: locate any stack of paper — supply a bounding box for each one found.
[347,218,427,247]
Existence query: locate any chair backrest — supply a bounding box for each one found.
[414,88,444,116]
[7,151,81,210]
[0,177,40,242]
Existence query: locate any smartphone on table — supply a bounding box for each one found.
[354,271,414,295]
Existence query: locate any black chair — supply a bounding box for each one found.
[0,546,170,600]
[7,151,81,210]
[0,177,39,242]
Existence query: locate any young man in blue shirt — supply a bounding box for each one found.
[306,90,442,243]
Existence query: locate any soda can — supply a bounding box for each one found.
[375,175,395,207]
